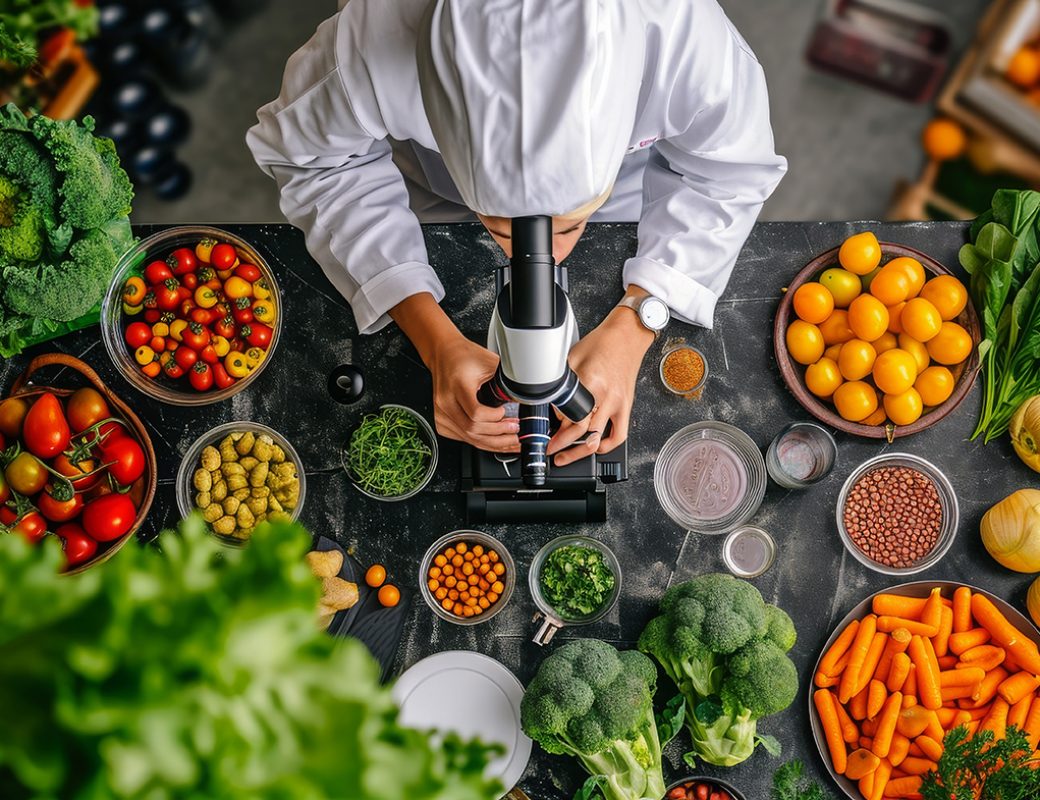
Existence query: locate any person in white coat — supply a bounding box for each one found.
[248,0,786,464]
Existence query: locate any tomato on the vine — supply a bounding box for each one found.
[100,435,146,485]
[144,260,174,284]
[167,247,197,276]
[66,388,111,433]
[23,392,70,459]
[82,494,136,542]
[5,452,46,495]
[0,507,47,543]
[0,397,29,438]
[54,452,99,490]
[189,362,214,392]
[38,487,84,523]
[210,243,237,270]
[56,523,97,567]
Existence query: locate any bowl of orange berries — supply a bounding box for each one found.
[419,530,514,625]
[774,231,981,440]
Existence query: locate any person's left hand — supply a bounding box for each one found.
[548,305,655,467]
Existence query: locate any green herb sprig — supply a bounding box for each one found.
[772,760,836,800]
[922,725,1040,800]
[539,544,615,619]
[345,407,433,497]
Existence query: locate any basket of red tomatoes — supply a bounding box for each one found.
[100,225,282,405]
[0,354,157,573]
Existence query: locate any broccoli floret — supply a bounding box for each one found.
[521,639,667,800]
[638,574,798,768]
[0,176,45,262]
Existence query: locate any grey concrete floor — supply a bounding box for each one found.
[131,0,994,225]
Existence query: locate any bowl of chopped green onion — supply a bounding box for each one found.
[341,404,438,501]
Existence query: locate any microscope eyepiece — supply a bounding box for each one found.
[511,215,553,262]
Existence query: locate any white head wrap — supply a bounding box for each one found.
[416,0,646,217]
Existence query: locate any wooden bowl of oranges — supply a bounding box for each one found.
[774,232,981,440]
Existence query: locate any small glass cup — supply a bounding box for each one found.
[765,422,837,489]
[722,526,776,578]
[659,344,709,396]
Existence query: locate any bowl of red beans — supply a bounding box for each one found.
[101,226,282,405]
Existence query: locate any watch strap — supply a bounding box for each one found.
[616,295,663,338]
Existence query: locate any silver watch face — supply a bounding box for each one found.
[639,297,669,331]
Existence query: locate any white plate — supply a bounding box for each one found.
[393,650,532,793]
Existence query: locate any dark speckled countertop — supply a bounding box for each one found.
[1,221,1033,800]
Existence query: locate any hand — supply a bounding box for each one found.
[548,304,654,466]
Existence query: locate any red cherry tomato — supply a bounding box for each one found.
[23,392,71,459]
[200,344,219,364]
[144,260,174,284]
[53,452,99,490]
[214,315,236,339]
[189,361,214,391]
[231,297,254,325]
[183,322,211,352]
[234,263,261,282]
[210,243,237,270]
[66,388,111,433]
[176,285,192,303]
[168,247,197,276]
[242,322,273,349]
[174,345,199,370]
[190,308,213,326]
[99,435,146,485]
[38,486,84,522]
[182,272,198,290]
[163,360,185,379]
[149,336,165,352]
[0,507,47,543]
[155,281,181,311]
[179,299,197,318]
[212,363,235,390]
[125,321,152,349]
[143,309,161,324]
[81,493,136,542]
[56,523,97,567]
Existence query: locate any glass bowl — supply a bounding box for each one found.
[419,530,515,626]
[341,404,438,502]
[176,421,306,547]
[659,343,709,396]
[101,225,283,405]
[663,776,747,800]
[653,421,767,535]
[835,452,958,576]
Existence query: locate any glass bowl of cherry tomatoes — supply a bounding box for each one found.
[101,226,283,406]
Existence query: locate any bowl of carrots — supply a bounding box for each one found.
[810,582,1040,800]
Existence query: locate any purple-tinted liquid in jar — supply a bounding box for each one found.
[672,440,748,521]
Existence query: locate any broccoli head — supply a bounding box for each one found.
[521,639,668,800]
[638,574,798,768]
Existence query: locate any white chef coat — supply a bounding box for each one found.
[247,0,787,335]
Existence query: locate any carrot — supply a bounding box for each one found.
[962,704,993,721]
[825,651,851,678]
[883,775,923,797]
[860,735,874,750]
[941,684,977,702]
[869,758,892,800]
[851,683,871,721]
[921,588,943,633]
[876,628,913,683]
[937,655,958,670]
[940,667,986,688]
[862,717,879,737]
[842,615,879,703]
[896,705,932,738]
[952,587,972,634]
[964,719,980,736]
[907,741,924,758]
[846,748,881,780]
[868,680,888,720]
[935,707,958,728]
[835,695,861,743]
[904,664,918,699]
[1024,695,1040,750]
[901,694,917,709]
[949,628,990,655]
[971,593,1040,675]
[815,669,840,689]
[899,756,938,775]
[924,709,944,743]
[954,710,973,727]
[878,616,939,638]
[873,691,903,758]
[998,672,1040,705]
[822,619,861,675]
[915,734,943,762]
[965,667,1010,709]
[887,652,912,693]
[873,595,928,619]
[815,689,849,774]
[934,605,954,657]
[855,632,891,694]
[908,636,942,710]
[888,733,910,768]
[978,696,1010,742]
[958,644,1006,672]
[1009,692,1033,731]
[859,773,875,800]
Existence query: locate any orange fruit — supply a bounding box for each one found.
[863,405,888,426]
[873,331,898,354]
[873,349,918,395]
[819,268,862,307]
[887,301,906,334]
[838,339,877,381]
[824,343,842,361]
[915,365,955,406]
[901,297,943,342]
[786,320,825,365]
[793,282,835,324]
[926,321,972,365]
[869,263,911,306]
[365,564,387,588]
[919,275,968,320]
[897,333,930,373]
[922,118,968,161]
[884,388,924,426]
[839,232,882,276]
[378,584,401,607]
[887,257,926,298]
[834,381,879,422]
[819,309,855,346]
[848,294,890,342]
[1008,48,1040,88]
[805,357,843,398]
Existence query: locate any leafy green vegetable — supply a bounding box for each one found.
[539,544,616,619]
[520,638,674,800]
[0,23,37,68]
[0,103,134,357]
[772,760,836,800]
[345,406,433,496]
[921,725,1040,800]
[0,515,502,800]
[638,573,798,767]
[0,0,98,47]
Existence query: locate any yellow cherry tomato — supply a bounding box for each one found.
[915,365,955,406]
[887,301,906,334]
[884,387,924,426]
[252,278,272,301]
[793,283,835,324]
[873,349,918,395]
[194,286,219,308]
[848,295,890,342]
[819,309,855,346]
[151,322,170,337]
[211,335,231,358]
[838,339,877,381]
[245,347,266,368]
[134,345,156,366]
[839,231,882,276]
[251,299,277,325]
[195,237,217,264]
[819,268,862,308]
[900,297,942,342]
[873,331,898,354]
[926,321,972,365]
[834,381,879,422]
[122,302,143,316]
[919,275,968,320]
[861,266,882,292]
[225,351,250,378]
[122,275,147,305]
[170,319,189,342]
[365,564,387,588]
[824,343,843,361]
[786,320,825,365]
[888,256,926,298]
[223,276,253,300]
[869,263,911,306]
[805,357,843,398]
[897,333,930,373]
[863,405,888,426]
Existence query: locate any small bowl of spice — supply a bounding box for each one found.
[342,404,438,501]
[660,343,708,396]
[419,530,514,625]
[836,453,958,575]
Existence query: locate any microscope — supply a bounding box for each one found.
[461,216,628,522]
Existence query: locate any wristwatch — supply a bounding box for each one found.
[616,293,670,337]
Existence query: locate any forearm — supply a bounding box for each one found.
[389,293,463,367]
